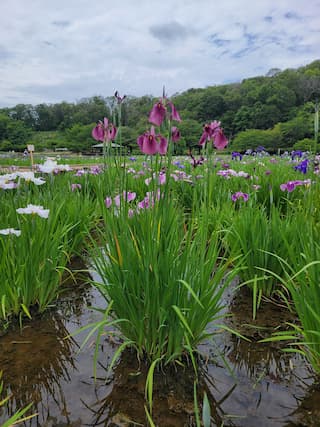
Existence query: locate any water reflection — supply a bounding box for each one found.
[82,349,243,427]
[198,285,316,427]
[0,310,77,424]
[282,381,320,427]
[0,272,320,426]
[0,265,111,427]
[225,284,300,381]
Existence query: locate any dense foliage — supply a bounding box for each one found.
[0,60,319,153]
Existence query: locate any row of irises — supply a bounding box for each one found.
[1,93,320,421]
[1,152,319,344]
[91,94,320,380]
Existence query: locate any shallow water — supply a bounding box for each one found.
[0,272,319,427]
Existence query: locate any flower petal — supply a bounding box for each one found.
[213,130,228,150]
[149,101,166,126]
[168,102,181,122]
[158,136,168,155]
[92,125,104,141]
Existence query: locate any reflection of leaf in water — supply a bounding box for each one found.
[227,334,296,381]
[225,285,299,381]
[0,310,77,423]
[0,259,107,427]
[283,381,320,427]
[82,349,233,427]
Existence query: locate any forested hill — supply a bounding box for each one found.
[1,59,319,153]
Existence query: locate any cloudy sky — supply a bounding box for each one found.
[0,0,319,107]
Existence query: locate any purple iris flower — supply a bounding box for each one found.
[231,151,242,161]
[291,150,303,160]
[294,159,309,174]
[231,192,249,202]
[280,179,311,192]
[280,181,296,192]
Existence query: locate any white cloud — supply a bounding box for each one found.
[0,0,319,106]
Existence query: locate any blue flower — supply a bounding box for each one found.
[294,159,309,174]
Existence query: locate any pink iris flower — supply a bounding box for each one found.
[168,102,181,122]
[71,183,82,191]
[90,166,102,175]
[114,91,126,104]
[158,135,168,155]
[149,99,181,127]
[138,197,150,210]
[105,197,112,208]
[158,172,166,185]
[214,129,229,150]
[92,117,117,142]
[171,126,181,142]
[123,191,137,202]
[107,192,137,208]
[149,101,167,126]
[137,127,168,155]
[199,121,228,150]
[114,194,121,207]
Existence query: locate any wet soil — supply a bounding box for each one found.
[0,273,319,427]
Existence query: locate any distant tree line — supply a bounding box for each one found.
[0,60,319,153]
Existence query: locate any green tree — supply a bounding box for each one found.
[125,95,155,128]
[0,114,10,140]
[35,104,56,131]
[173,88,204,115]
[195,90,226,122]
[64,123,95,152]
[178,119,202,147]
[0,113,32,151]
[232,128,283,152]
[9,104,38,128]
[293,138,317,152]
[233,106,253,132]
[116,126,137,151]
[275,114,313,148]
[240,76,265,106]
[6,120,32,150]
[222,85,242,112]
[73,96,111,125]
[250,102,281,129]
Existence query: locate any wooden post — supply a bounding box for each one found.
[27,144,35,170]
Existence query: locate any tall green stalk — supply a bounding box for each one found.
[314,99,319,154]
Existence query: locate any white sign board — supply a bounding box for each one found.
[27,144,35,152]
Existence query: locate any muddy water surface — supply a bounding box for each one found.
[0,276,319,427]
